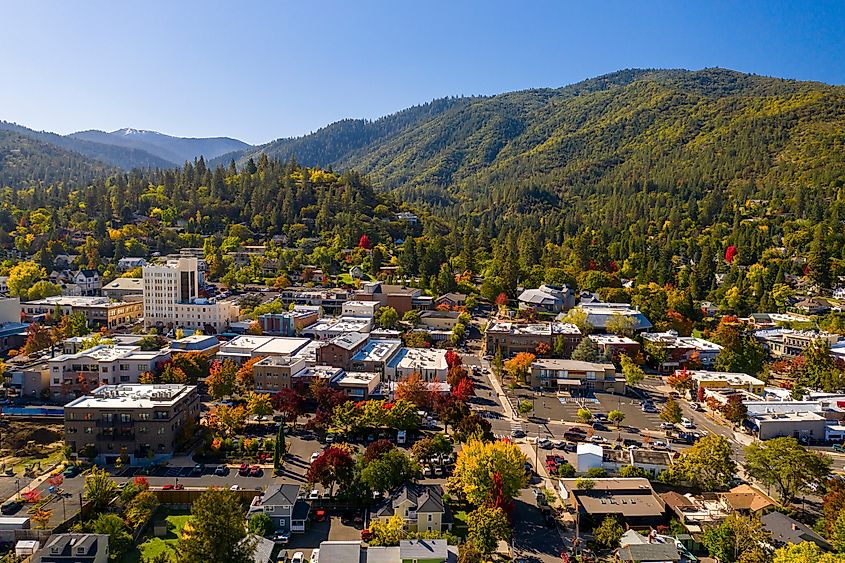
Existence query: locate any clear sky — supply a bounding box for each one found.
[1,0,844,144]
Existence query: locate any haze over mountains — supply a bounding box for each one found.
[2,67,844,219]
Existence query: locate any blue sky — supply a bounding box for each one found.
[1,0,843,144]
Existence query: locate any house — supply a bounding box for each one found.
[617,529,684,563]
[372,484,451,533]
[434,293,467,308]
[660,491,729,534]
[249,484,310,532]
[761,511,831,550]
[315,541,366,563]
[244,535,275,563]
[72,270,102,296]
[400,539,450,563]
[117,257,148,271]
[349,265,365,280]
[32,534,109,563]
[719,484,776,515]
[794,297,834,315]
[641,333,722,372]
[557,478,666,528]
[517,284,574,314]
[567,302,652,333]
[396,211,419,224]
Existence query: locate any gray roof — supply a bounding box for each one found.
[329,332,369,350]
[262,484,300,506]
[316,541,365,563]
[246,535,275,563]
[519,288,563,306]
[761,511,831,549]
[400,539,448,560]
[374,483,445,518]
[618,543,681,562]
[36,534,108,560]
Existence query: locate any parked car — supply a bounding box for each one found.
[593,413,608,421]
[191,463,205,476]
[537,438,553,449]
[62,466,81,478]
[589,435,607,443]
[238,463,250,476]
[214,465,229,476]
[310,451,321,463]
[272,531,290,544]
[591,422,608,432]
[250,465,263,477]
[361,529,374,542]
[314,509,328,522]
[659,422,676,430]
[1,500,22,515]
[833,444,845,453]
[308,489,319,500]
[692,403,705,412]
[291,552,305,563]
[511,429,526,438]
[422,465,432,477]
[681,418,695,429]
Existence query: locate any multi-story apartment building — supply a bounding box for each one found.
[529,359,622,393]
[143,258,239,333]
[64,384,200,464]
[23,296,143,329]
[354,282,433,314]
[485,321,582,357]
[47,345,170,402]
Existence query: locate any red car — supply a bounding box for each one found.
[361,529,373,542]
[249,465,263,477]
[238,463,249,476]
[162,483,184,490]
[314,509,327,522]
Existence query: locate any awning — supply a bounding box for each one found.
[556,379,582,386]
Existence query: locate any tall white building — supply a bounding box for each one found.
[143,258,239,332]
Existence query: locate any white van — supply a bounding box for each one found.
[681,417,695,429]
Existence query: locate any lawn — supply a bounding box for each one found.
[121,513,192,563]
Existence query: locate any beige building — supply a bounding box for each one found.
[64,384,200,464]
[23,296,143,329]
[101,277,144,299]
[48,344,170,402]
[253,356,309,393]
[485,321,582,357]
[333,371,381,400]
[143,258,239,333]
[530,359,622,393]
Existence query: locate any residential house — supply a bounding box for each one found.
[794,297,834,315]
[719,484,776,515]
[32,534,109,563]
[72,270,101,296]
[761,511,831,550]
[117,257,147,271]
[249,484,310,533]
[517,284,574,314]
[434,293,467,308]
[372,484,451,533]
[617,530,682,563]
[557,478,666,528]
[244,535,274,563]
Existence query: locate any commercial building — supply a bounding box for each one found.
[349,339,402,373]
[354,282,433,314]
[23,296,143,329]
[317,333,370,370]
[485,321,582,357]
[641,332,722,372]
[32,534,109,563]
[253,356,309,393]
[258,306,320,336]
[567,302,652,333]
[748,411,828,441]
[143,258,239,333]
[341,300,380,318]
[557,478,666,528]
[302,316,372,341]
[333,371,381,400]
[48,344,171,402]
[278,288,350,315]
[216,335,311,364]
[687,370,765,394]
[64,384,200,464]
[164,334,221,357]
[753,328,840,360]
[101,278,143,299]
[529,359,622,393]
[588,334,640,361]
[385,348,448,382]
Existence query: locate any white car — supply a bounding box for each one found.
[310,451,321,463]
[308,489,319,500]
[681,418,695,429]
[291,552,305,563]
[589,435,607,443]
[229,484,239,491]
[310,549,320,563]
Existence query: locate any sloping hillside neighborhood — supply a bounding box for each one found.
[0,244,842,563]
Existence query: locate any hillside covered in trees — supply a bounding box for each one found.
[0,68,844,319]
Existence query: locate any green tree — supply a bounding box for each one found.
[7,261,46,299]
[571,336,600,361]
[360,449,419,493]
[560,308,593,334]
[660,397,683,424]
[700,515,771,563]
[605,313,636,337]
[125,491,159,529]
[376,306,399,329]
[801,339,844,392]
[620,354,645,386]
[713,318,766,376]
[576,408,593,423]
[773,541,844,563]
[466,506,510,554]
[247,513,273,536]
[619,465,650,478]
[744,437,832,504]
[91,513,132,561]
[593,516,624,550]
[402,310,421,326]
[28,280,62,301]
[607,409,625,427]
[176,489,253,563]
[665,435,737,490]
[517,399,533,416]
[84,467,119,512]
[808,224,831,288]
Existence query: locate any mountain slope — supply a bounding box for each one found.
[0,121,173,170]
[72,129,251,166]
[233,68,845,216]
[0,130,112,187]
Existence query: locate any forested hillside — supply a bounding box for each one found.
[0,130,112,187]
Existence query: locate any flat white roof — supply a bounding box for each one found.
[65,384,195,409]
[25,296,125,307]
[352,339,401,363]
[688,370,764,386]
[218,336,310,356]
[589,334,638,345]
[309,317,370,332]
[387,347,448,371]
[334,371,380,386]
[50,344,164,363]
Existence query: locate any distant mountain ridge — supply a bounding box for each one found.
[0,121,251,171]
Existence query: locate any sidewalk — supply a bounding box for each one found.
[485,362,517,420]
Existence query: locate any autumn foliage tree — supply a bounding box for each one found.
[395,372,435,408]
[306,447,355,495]
[271,388,304,426]
[667,369,694,396]
[207,359,238,400]
[503,352,535,384]
[453,377,475,402]
[236,356,264,391]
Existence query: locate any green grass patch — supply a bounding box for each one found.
[121,512,192,563]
